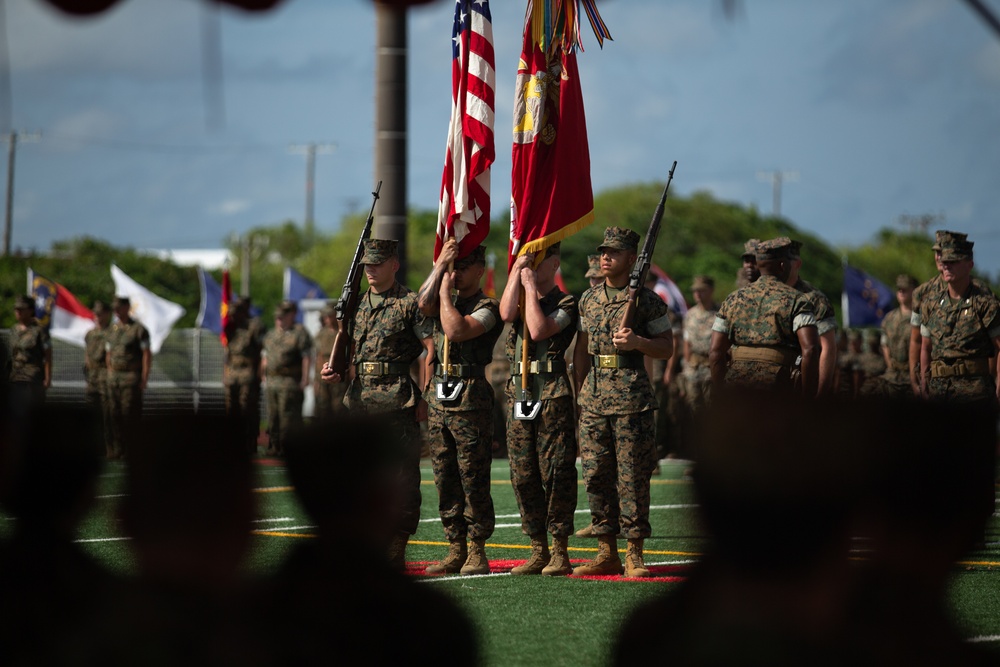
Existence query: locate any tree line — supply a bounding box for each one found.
[0,184,958,330]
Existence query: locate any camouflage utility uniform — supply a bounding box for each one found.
[225,312,265,453]
[682,301,717,413]
[712,275,817,390]
[9,320,51,407]
[577,283,670,539]
[346,280,431,537]
[921,282,1000,404]
[854,341,887,398]
[312,321,347,422]
[426,290,502,544]
[106,317,150,458]
[262,316,312,455]
[880,307,912,397]
[504,286,578,540]
[84,316,112,454]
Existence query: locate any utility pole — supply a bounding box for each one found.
[375,3,409,282]
[756,169,799,218]
[897,213,943,235]
[288,142,336,234]
[2,130,41,257]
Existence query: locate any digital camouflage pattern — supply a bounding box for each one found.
[713,275,817,389]
[84,323,112,453]
[346,282,429,413]
[578,410,656,538]
[793,278,836,335]
[505,395,578,537]
[224,318,265,385]
[503,287,576,401]
[577,284,669,415]
[224,316,265,452]
[853,350,887,397]
[921,281,1000,403]
[344,281,429,537]
[312,325,346,421]
[84,324,110,390]
[503,286,578,539]
[880,306,912,394]
[577,282,669,541]
[655,311,686,459]
[426,289,501,543]
[836,348,858,397]
[9,323,50,385]
[426,290,502,413]
[106,318,150,458]
[683,302,717,412]
[263,323,312,454]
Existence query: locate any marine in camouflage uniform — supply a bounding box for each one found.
[572,227,674,578]
[709,238,819,395]
[918,231,1000,405]
[105,296,151,459]
[84,300,114,457]
[262,300,312,456]
[788,240,838,397]
[854,329,887,398]
[652,309,685,463]
[311,303,347,423]
[735,238,760,289]
[320,238,433,570]
[585,254,603,288]
[499,244,578,576]
[9,295,52,414]
[682,275,718,414]
[224,297,265,454]
[835,329,860,398]
[880,275,918,398]
[418,241,502,576]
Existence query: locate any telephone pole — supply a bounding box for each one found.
[756,169,799,218]
[288,142,336,233]
[2,130,41,257]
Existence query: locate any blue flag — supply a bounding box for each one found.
[283,267,328,323]
[196,266,223,335]
[842,264,894,327]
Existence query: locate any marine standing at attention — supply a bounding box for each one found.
[418,240,503,576]
[9,294,52,412]
[224,296,266,455]
[572,227,674,578]
[105,296,151,460]
[261,300,312,457]
[321,238,434,569]
[84,300,113,458]
[499,244,578,576]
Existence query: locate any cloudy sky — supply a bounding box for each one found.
[4,0,1000,275]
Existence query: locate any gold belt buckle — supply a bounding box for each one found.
[446,364,460,376]
[598,355,616,369]
[362,361,379,374]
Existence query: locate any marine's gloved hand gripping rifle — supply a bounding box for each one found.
[619,161,677,330]
[327,180,382,376]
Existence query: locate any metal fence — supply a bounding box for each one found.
[1,328,229,414]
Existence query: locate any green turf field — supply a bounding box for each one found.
[5,456,1000,667]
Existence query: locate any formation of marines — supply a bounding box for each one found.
[6,224,998,580]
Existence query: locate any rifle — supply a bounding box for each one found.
[327,180,382,376]
[620,161,677,329]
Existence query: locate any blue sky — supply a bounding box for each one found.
[5,0,1000,275]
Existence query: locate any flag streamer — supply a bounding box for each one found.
[525,0,612,55]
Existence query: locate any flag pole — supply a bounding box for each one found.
[841,254,850,329]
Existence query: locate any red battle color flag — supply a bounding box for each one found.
[435,0,496,262]
[220,269,232,346]
[508,0,609,271]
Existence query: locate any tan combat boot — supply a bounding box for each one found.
[460,539,491,576]
[574,523,597,538]
[624,538,652,578]
[386,532,408,571]
[542,535,573,576]
[424,540,467,575]
[511,535,550,575]
[571,534,623,576]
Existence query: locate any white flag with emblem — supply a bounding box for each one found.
[110,264,185,354]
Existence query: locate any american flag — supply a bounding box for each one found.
[435,0,496,262]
